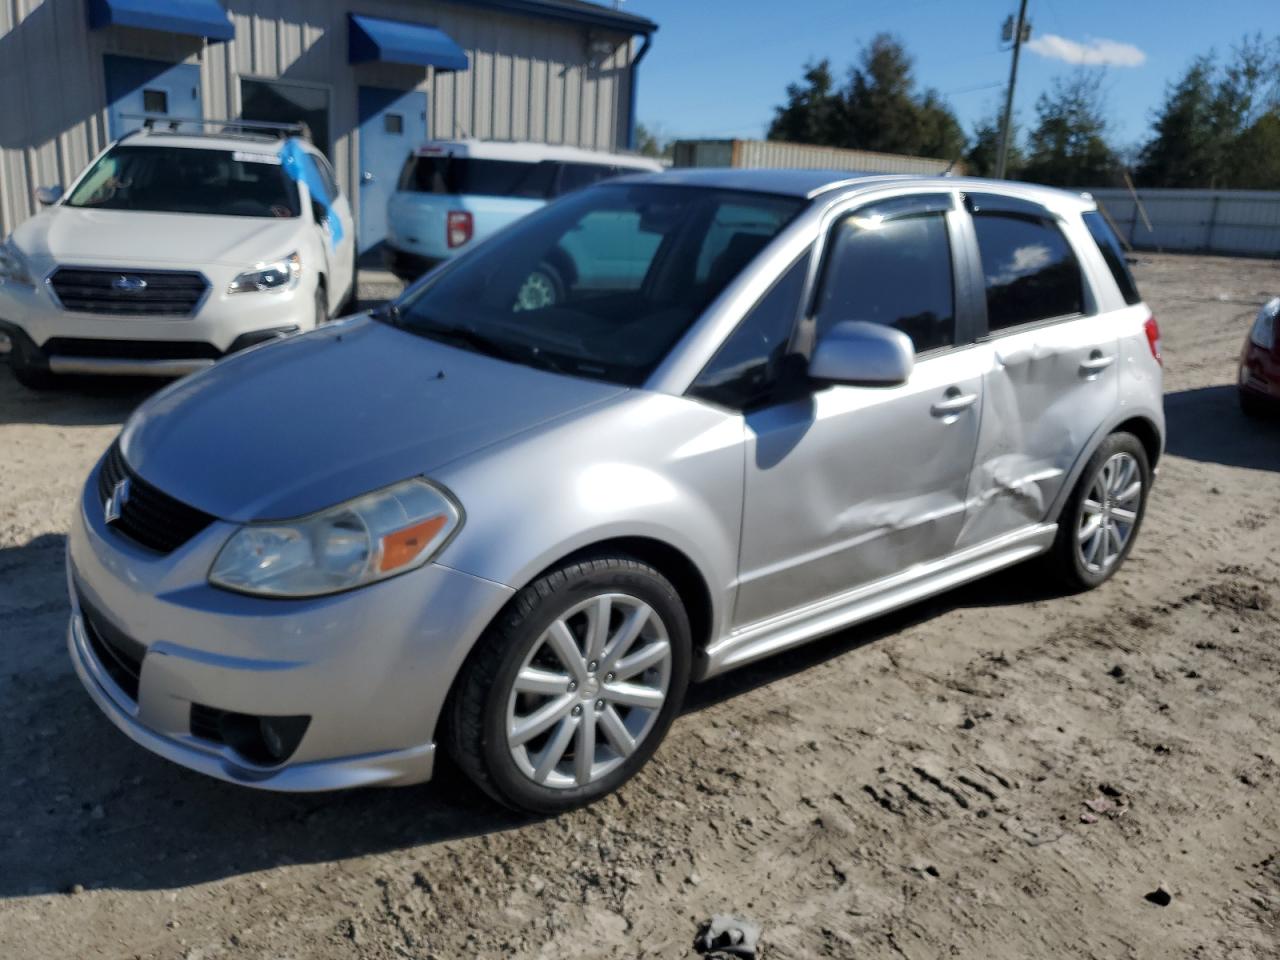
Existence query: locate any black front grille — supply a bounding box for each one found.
[44,337,221,361]
[97,441,215,553]
[49,267,208,316]
[79,594,146,701]
[189,703,226,742]
[189,703,310,765]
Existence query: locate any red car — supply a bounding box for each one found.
[1240,297,1280,417]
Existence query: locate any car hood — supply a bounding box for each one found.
[119,317,627,521]
[13,206,303,268]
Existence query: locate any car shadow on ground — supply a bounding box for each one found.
[0,367,158,427]
[1164,384,1280,472]
[0,531,1061,899]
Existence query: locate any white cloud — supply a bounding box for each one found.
[1026,34,1146,68]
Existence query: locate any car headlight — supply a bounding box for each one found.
[209,478,462,597]
[227,252,301,294]
[0,238,33,286]
[1249,297,1279,350]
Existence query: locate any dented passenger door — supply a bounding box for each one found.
[954,193,1120,549]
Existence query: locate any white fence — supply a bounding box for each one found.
[1089,188,1280,257]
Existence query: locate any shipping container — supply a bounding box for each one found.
[671,138,959,176]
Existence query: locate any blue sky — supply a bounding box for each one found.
[628,0,1277,152]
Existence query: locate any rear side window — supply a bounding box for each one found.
[815,210,956,354]
[972,214,1084,331]
[397,156,555,199]
[1082,211,1141,305]
[690,251,811,409]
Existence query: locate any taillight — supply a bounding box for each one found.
[446,211,473,249]
[1144,314,1162,366]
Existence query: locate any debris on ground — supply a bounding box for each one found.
[695,915,762,959]
[1145,884,1174,907]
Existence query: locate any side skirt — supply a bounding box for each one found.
[698,523,1057,679]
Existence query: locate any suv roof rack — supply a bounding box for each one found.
[119,116,311,142]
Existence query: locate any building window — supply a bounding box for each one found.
[384,113,404,134]
[240,77,331,155]
[142,89,168,114]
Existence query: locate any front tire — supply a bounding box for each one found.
[446,555,691,814]
[313,281,329,328]
[1048,431,1151,591]
[9,336,55,390]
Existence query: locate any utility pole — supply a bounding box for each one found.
[995,0,1030,180]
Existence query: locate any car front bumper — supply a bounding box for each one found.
[0,269,313,376]
[67,452,515,791]
[1240,340,1280,406]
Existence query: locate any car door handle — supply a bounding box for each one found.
[1080,350,1115,375]
[931,389,978,418]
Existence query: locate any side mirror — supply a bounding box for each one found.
[809,320,913,387]
[34,185,63,206]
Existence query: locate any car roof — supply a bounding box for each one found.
[112,130,312,156]
[613,166,1096,210]
[413,138,663,170]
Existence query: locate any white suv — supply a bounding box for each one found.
[0,120,355,388]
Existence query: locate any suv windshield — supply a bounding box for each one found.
[389,183,805,385]
[65,145,301,218]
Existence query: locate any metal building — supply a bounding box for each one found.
[0,0,657,246]
[672,139,960,176]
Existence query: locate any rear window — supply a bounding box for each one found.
[1082,211,1142,305]
[397,156,556,199]
[972,213,1084,331]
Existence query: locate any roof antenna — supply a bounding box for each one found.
[943,154,961,176]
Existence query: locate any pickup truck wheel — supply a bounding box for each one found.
[446,555,691,814]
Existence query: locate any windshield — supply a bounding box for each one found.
[390,183,805,385]
[65,145,301,218]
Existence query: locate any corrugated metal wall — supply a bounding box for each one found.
[0,0,635,237]
[672,139,958,175]
[1090,188,1280,258]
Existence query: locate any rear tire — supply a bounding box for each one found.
[1046,431,1150,591]
[445,554,691,814]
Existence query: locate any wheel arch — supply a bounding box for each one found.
[1047,410,1164,524]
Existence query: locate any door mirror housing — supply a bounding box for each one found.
[809,321,914,387]
[34,185,62,206]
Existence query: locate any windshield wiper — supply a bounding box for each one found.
[415,322,531,366]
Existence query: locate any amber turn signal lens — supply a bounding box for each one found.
[379,515,448,573]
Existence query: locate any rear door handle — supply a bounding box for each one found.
[931,388,978,419]
[1080,350,1115,376]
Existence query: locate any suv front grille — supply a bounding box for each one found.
[79,593,146,701]
[49,267,208,317]
[97,441,216,553]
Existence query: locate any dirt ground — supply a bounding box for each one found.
[1,255,1278,960]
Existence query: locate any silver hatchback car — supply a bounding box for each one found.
[68,169,1164,813]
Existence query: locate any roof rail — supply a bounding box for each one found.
[119,115,311,141]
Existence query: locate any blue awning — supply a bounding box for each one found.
[87,0,234,42]
[348,14,469,72]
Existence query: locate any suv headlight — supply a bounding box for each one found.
[209,478,462,598]
[0,238,33,286]
[227,252,301,294]
[1250,297,1278,350]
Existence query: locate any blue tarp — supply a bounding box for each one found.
[87,0,234,42]
[348,14,469,71]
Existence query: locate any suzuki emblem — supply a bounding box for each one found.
[104,478,130,525]
[113,275,148,293]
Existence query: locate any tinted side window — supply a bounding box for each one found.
[689,252,811,409]
[397,157,551,198]
[815,211,955,354]
[1082,211,1141,305]
[973,214,1084,331]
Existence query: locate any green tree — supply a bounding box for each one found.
[767,59,843,146]
[1222,110,1280,189]
[1137,34,1280,188]
[964,111,1024,177]
[633,123,671,160]
[767,36,965,160]
[1135,56,1218,187]
[1021,73,1118,187]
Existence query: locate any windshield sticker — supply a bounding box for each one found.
[278,140,343,250]
[233,151,282,165]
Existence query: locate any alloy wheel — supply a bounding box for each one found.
[505,593,672,789]
[1076,451,1143,575]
